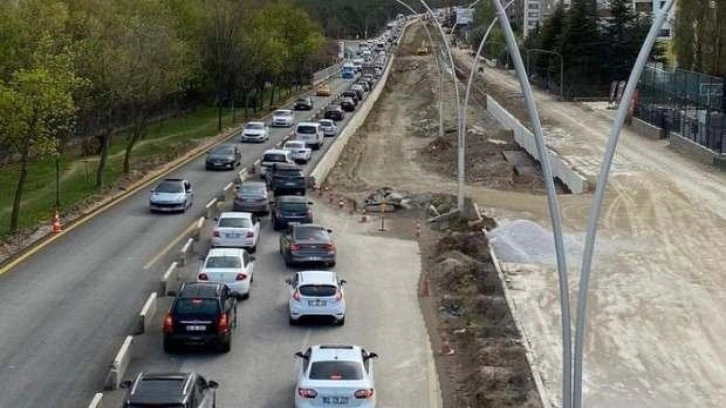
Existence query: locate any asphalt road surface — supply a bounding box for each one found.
[0,74,361,408]
[101,197,438,408]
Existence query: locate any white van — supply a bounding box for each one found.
[295,122,324,151]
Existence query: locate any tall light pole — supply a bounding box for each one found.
[489,0,573,407]
[572,1,676,407]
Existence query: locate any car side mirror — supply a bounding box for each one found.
[340,279,347,285]
[367,352,379,359]
[166,291,177,297]
[120,380,133,389]
[213,217,219,221]
[208,380,219,389]
[249,255,256,262]
[327,229,333,233]
[295,351,306,359]
[150,189,155,193]
[285,278,293,285]
[307,202,313,205]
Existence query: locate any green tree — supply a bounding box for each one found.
[559,0,602,96]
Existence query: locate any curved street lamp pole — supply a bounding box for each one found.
[488,1,573,407]
[526,48,564,100]
[572,1,676,407]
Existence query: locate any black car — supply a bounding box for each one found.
[205,144,241,170]
[121,372,218,408]
[271,195,313,230]
[279,223,336,267]
[293,97,314,111]
[324,105,345,122]
[341,90,359,103]
[356,81,370,92]
[340,97,356,112]
[266,163,306,196]
[164,282,236,353]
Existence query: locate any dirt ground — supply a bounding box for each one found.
[325,22,548,407]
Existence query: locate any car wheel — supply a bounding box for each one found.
[249,244,257,253]
[289,317,297,326]
[273,222,281,231]
[219,338,231,353]
[163,338,175,353]
[328,261,336,268]
[242,291,250,300]
[285,258,292,267]
[336,317,345,326]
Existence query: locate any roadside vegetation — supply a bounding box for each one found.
[0,0,333,236]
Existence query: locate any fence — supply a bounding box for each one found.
[636,64,726,153]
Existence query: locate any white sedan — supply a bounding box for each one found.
[294,344,378,408]
[211,212,261,253]
[272,109,295,127]
[318,119,337,137]
[282,140,312,164]
[198,247,255,300]
[240,121,269,143]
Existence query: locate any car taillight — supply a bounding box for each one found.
[354,389,374,399]
[306,210,313,217]
[297,388,317,399]
[163,313,173,333]
[212,230,220,238]
[246,230,254,238]
[198,273,209,281]
[293,290,301,301]
[335,290,343,301]
[235,273,247,281]
[289,244,300,252]
[218,314,229,332]
[325,243,336,252]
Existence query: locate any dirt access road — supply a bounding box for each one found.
[452,50,726,406]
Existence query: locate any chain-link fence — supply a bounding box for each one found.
[636,64,726,152]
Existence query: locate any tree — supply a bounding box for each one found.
[559,0,602,96]
[0,36,82,231]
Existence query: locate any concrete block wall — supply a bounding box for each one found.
[486,96,589,194]
[631,118,664,140]
[669,132,717,165]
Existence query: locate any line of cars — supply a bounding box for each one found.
[131,35,394,407]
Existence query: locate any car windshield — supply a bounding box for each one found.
[155,181,183,194]
[309,361,364,380]
[294,227,329,242]
[278,202,308,212]
[263,153,287,162]
[275,110,291,117]
[127,404,184,408]
[239,185,264,196]
[174,298,219,317]
[319,120,333,126]
[285,142,304,149]
[210,146,234,155]
[246,123,264,130]
[296,98,308,103]
[299,284,337,297]
[218,218,252,228]
[205,256,242,268]
[274,169,301,177]
[297,126,317,134]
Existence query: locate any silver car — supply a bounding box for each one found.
[287,271,347,326]
[240,121,269,142]
[272,109,295,127]
[149,178,194,213]
[318,119,337,137]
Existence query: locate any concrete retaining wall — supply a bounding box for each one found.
[313,63,342,86]
[669,132,718,165]
[631,117,663,140]
[486,96,589,194]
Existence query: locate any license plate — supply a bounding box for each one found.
[186,325,206,331]
[285,181,295,186]
[308,257,322,261]
[226,233,242,238]
[323,397,348,404]
[308,300,327,306]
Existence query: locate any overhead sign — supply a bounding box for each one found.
[455,8,474,25]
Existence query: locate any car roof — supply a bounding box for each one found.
[219,212,253,220]
[274,109,292,114]
[178,282,224,298]
[161,178,185,183]
[310,344,364,362]
[297,121,320,127]
[263,149,288,155]
[128,372,193,404]
[246,121,265,126]
[291,223,326,231]
[276,195,310,203]
[272,163,300,170]
[298,270,338,285]
[240,181,266,189]
[207,247,245,257]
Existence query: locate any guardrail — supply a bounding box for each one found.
[312,63,342,86]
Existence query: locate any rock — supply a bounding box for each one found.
[386,192,404,203]
[399,198,414,209]
[410,193,432,206]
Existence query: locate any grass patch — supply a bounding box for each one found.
[0,106,243,237]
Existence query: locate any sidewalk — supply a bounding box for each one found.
[453,48,726,407]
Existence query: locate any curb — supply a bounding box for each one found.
[104,335,133,390]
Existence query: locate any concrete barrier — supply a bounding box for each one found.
[134,293,157,335]
[178,237,194,266]
[192,217,204,241]
[312,63,342,86]
[310,43,399,186]
[205,197,219,219]
[105,335,133,390]
[158,261,178,297]
[486,96,589,194]
[88,393,103,408]
[221,182,234,202]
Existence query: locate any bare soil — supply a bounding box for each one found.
[324,22,546,408]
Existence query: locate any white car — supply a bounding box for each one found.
[272,109,295,127]
[283,140,312,164]
[295,122,324,150]
[198,248,254,300]
[211,212,261,252]
[318,119,337,137]
[286,271,346,326]
[294,344,378,408]
[240,121,269,142]
[260,149,295,178]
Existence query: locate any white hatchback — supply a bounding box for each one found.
[198,248,254,300]
[286,271,346,326]
[294,344,378,408]
[318,119,337,137]
[272,109,295,127]
[211,212,261,252]
[283,140,312,164]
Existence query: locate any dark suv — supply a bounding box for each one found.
[266,163,306,196]
[164,282,236,353]
[121,372,218,408]
[293,97,314,111]
[271,195,313,230]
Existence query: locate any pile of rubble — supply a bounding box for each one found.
[362,187,431,213]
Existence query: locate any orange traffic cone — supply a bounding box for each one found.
[415,221,422,238]
[52,211,62,233]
